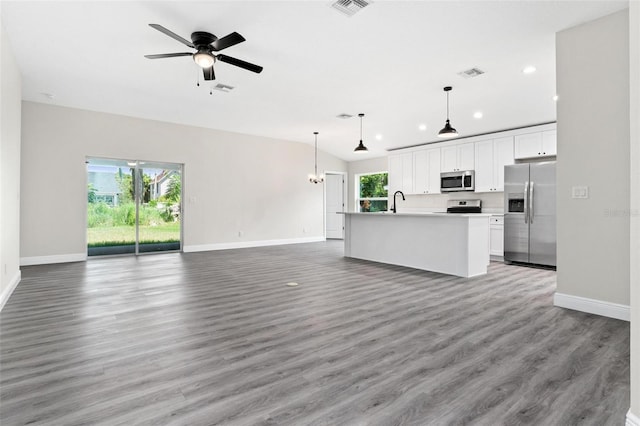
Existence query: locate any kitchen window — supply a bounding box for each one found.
[356,172,388,212]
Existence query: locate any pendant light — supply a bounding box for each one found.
[438,86,459,138]
[309,132,324,184]
[354,113,368,153]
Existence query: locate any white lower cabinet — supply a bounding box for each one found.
[490,215,504,258]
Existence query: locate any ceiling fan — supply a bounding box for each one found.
[144,24,263,81]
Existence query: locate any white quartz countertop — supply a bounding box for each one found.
[340,212,493,218]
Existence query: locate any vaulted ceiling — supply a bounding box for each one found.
[0,0,627,161]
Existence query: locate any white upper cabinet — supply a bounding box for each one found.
[388,152,414,194]
[388,154,403,195]
[514,130,556,159]
[401,153,414,193]
[474,139,494,192]
[414,147,441,194]
[541,130,557,156]
[441,142,474,172]
[388,124,554,197]
[474,137,514,192]
[493,137,515,191]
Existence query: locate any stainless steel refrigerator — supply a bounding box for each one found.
[504,162,556,266]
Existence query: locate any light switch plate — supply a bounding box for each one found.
[572,186,589,199]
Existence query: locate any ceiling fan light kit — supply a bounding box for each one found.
[354,113,369,153]
[193,50,214,68]
[145,24,263,82]
[438,86,459,138]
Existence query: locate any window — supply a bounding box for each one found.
[356,172,388,212]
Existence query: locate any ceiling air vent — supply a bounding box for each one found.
[331,0,371,17]
[458,67,485,79]
[336,113,353,119]
[213,83,234,92]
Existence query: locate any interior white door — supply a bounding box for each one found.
[325,173,345,239]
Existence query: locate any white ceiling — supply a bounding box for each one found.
[0,0,628,161]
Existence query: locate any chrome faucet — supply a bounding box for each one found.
[391,190,405,213]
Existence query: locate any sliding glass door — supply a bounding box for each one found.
[86,157,182,256]
[137,161,182,253]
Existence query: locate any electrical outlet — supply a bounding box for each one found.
[572,186,589,199]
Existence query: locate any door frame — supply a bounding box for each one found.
[323,171,347,240]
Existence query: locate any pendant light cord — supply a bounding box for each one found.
[360,115,363,142]
[446,91,450,121]
[314,133,318,176]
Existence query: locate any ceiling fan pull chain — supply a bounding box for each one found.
[196,68,200,87]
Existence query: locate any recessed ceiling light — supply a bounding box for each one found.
[522,66,537,74]
[375,134,383,141]
[473,112,483,119]
[418,124,427,131]
[553,95,559,102]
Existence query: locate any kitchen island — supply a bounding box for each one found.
[342,212,490,278]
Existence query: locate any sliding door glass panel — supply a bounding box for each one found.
[87,158,137,256]
[138,162,182,253]
[87,158,182,256]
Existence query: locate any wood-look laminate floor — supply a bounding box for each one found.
[0,241,629,426]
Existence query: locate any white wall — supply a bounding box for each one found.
[556,10,630,308]
[629,0,640,421]
[20,102,346,262]
[0,14,22,309]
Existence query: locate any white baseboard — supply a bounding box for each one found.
[0,270,21,311]
[627,410,640,426]
[183,236,325,253]
[20,253,87,266]
[554,292,630,321]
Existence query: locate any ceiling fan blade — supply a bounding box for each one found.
[203,66,215,81]
[211,32,246,51]
[149,24,195,48]
[216,54,263,74]
[144,53,193,59]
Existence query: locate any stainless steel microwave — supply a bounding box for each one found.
[440,170,475,192]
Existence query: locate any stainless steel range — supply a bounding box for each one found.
[446,199,482,213]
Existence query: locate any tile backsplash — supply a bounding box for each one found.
[395,191,504,213]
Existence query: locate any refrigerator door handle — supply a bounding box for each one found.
[524,181,529,224]
[530,181,534,223]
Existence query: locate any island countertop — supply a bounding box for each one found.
[342,212,490,278]
[340,212,493,217]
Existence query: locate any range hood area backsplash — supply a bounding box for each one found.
[398,191,504,213]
